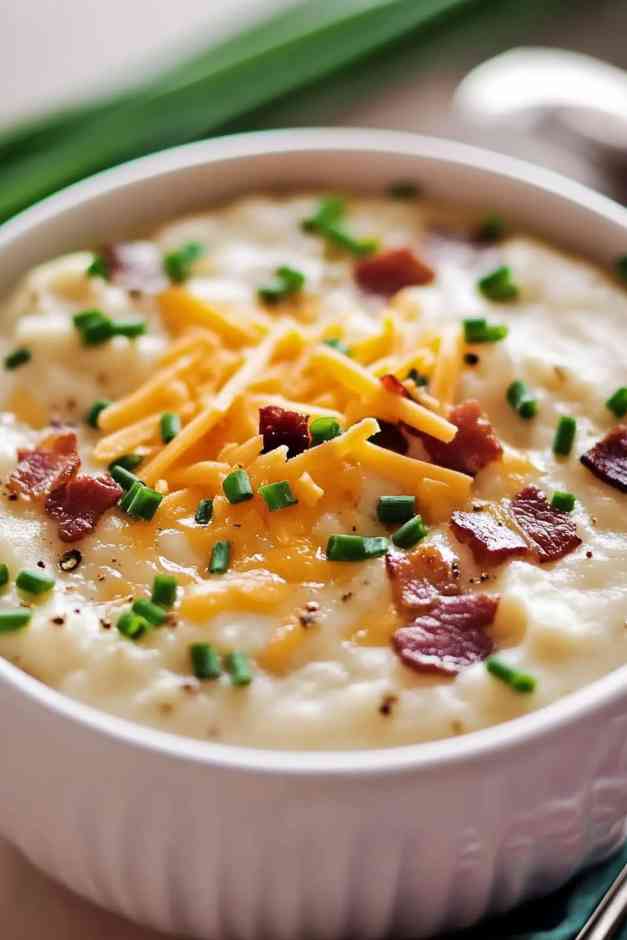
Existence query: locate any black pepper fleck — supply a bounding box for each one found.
[464,352,480,366]
[36,560,45,569]
[7,493,18,502]
[586,550,593,559]
[341,592,353,603]
[51,616,65,626]
[379,694,398,716]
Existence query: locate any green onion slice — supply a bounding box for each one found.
[117,610,149,640]
[377,495,416,524]
[132,597,167,625]
[108,454,143,474]
[478,266,519,302]
[164,241,206,282]
[606,387,627,418]
[86,399,111,428]
[326,534,389,562]
[87,254,110,279]
[194,497,213,525]
[476,214,506,242]
[303,198,378,257]
[259,480,297,512]
[16,569,55,595]
[111,465,141,491]
[209,540,231,574]
[486,657,536,693]
[391,515,428,549]
[0,609,32,632]
[258,265,305,304]
[225,650,252,686]
[552,416,577,456]
[151,574,178,609]
[550,490,576,513]
[506,380,538,419]
[160,411,181,444]
[463,317,508,344]
[222,468,254,504]
[190,642,222,680]
[0,564,9,588]
[310,416,341,446]
[119,480,163,520]
[4,347,31,370]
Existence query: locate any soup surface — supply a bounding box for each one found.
[0,192,625,749]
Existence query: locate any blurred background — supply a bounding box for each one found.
[2,0,627,935]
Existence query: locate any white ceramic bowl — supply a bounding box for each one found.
[1,129,627,940]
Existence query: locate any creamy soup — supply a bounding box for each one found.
[0,192,625,749]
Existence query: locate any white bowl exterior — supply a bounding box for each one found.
[1,130,627,938]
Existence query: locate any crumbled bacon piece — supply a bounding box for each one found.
[450,508,528,565]
[392,594,497,676]
[354,248,435,295]
[368,419,408,455]
[386,545,460,614]
[580,426,627,493]
[380,373,410,398]
[511,485,582,563]
[259,406,310,458]
[46,474,122,542]
[100,242,168,294]
[421,400,503,476]
[9,431,80,498]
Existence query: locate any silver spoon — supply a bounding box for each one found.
[575,861,627,940]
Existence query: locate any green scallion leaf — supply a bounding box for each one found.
[606,387,627,418]
[552,416,577,456]
[117,610,149,640]
[377,494,416,524]
[164,241,206,282]
[310,415,341,446]
[86,399,111,428]
[119,480,163,520]
[190,642,222,680]
[259,480,298,512]
[160,411,181,444]
[326,533,389,562]
[550,490,576,513]
[194,497,213,525]
[111,465,141,491]
[486,657,536,693]
[303,198,377,257]
[4,347,31,370]
[111,318,147,339]
[506,380,538,419]
[132,597,167,625]
[476,213,506,243]
[73,309,115,345]
[225,650,252,686]
[209,540,231,574]
[16,568,55,595]
[0,564,9,588]
[258,265,305,304]
[87,254,109,279]
[0,608,32,632]
[478,266,519,302]
[463,317,508,344]
[222,468,254,504]
[108,453,143,474]
[391,514,428,549]
[151,574,178,609]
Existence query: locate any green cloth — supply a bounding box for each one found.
[447,844,627,939]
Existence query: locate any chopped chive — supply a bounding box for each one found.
[551,490,576,513]
[0,564,9,587]
[259,480,297,512]
[0,609,32,632]
[507,380,538,419]
[164,241,205,282]
[326,534,389,562]
[16,569,55,595]
[478,266,519,302]
[209,540,231,574]
[123,483,163,520]
[553,416,577,456]
[73,309,115,345]
[190,642,222,680]
[606,387,627,418]
[391,515,429,549]
[310,416,341,446]
[476,213,506,243]
[85,399,111,428]
[132,597,167,625]
[4,347,31,370]
[73,309,105,329]
[303,198,378,257]
[110,465,140,491]
[387,181,419,199]
[86,254,109,279]
[111,318,146,339]
[377,495,416,524]
[258,265,305,304]
[160,411,181,444]
[194,497,213,525]
[225,650,252,686]
[615,255,627,282]
[151,574,178,609]
[463,317,508,344]
[323,337,351,356]
[119,478,143,511]
[486,657,536,693]
[117,610,149,640]
[222,468,253,504]
[407,368,428,387]
[108,453,143,474]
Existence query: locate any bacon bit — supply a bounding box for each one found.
[386,545,460,614]
[393,594,497,676]
[46,474,122,542]
[100,242,168,294]
[380,373,410,398]
[581,426,627,493]
[450,508,528,565]
[368,419,408,455]
[259,405,310,458]
[421,400,503,476]
[9,431,80,498]
[511,485,582,563]
[354,248,435,295]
